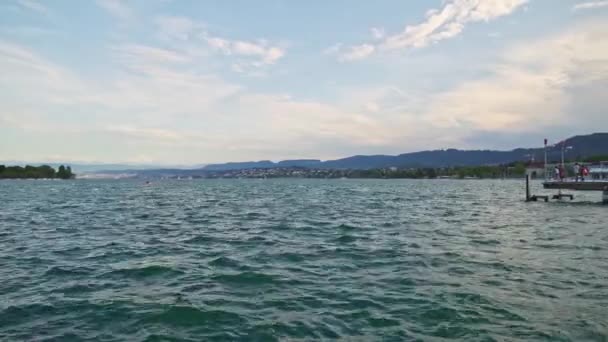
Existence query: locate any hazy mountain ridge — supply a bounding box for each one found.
[201,133,608,171]
[7,133,606,175]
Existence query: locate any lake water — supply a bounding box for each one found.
[1,179,607,341]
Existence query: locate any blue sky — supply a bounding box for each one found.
[1,0,607,165]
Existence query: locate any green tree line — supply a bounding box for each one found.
[342,164,523,179]
[583,155,608,163]
[0,165,74,179]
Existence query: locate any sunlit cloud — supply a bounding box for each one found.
[426,20,608,133]
[338,44,375,62]
[154,15,286,71]
[573,1,608,10]
[204,35,285,65]
[337,0,527,61]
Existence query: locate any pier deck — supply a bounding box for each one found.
[543,181,608,191]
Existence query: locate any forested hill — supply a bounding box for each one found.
[202,133,608,170]
[0,165,75,179]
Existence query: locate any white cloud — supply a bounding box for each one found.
[329,20,608,150]
[205,37,230,53]
[16,0,49,15]
[338,86,423,116]
[115,44,191,64]
[370,27,385,40]
[364,102,380,113]
[339,44,375,62]
[204,34,286,65]
[104,125,184,142]
[232,41,267,56]
[0,38,401,163]
[263,47,285,64]
[426,20,608,133]
[95,61,242,117]
[230,93,400,148]
[0,40,240,124]
[338,0,527,61]
[3,13,608,164]
[96,0,131,19]
[0,40,89,101]
[382,0,527,50]
[573,1,608,10]
[153,15,286,71]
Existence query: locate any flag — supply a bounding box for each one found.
[544,138,547,146]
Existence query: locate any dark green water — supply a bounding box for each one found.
[1,179,607,341]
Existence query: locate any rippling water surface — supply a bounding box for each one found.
[1,179,607,341]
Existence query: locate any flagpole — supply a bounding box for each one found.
[559,140,564,195]
[561,141,565,169]
[544,138,548,181]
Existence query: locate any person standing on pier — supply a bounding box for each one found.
[554,165,561,181]
[581,164,589,182]
[574,163,580,182]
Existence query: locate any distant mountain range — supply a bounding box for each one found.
[6,133,606,176]
[200,133,608,171]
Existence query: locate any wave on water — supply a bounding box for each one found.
[104,265,185,279]
[1,179,607,340]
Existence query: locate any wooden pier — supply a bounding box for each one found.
[541,179,608,204]
[525,175,608,204]
[523,138,608,204]
[543,181,608,191]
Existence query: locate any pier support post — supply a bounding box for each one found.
[603,187,608,205]
[525,174,531,201]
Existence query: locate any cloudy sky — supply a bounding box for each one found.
[1,0,607,165]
